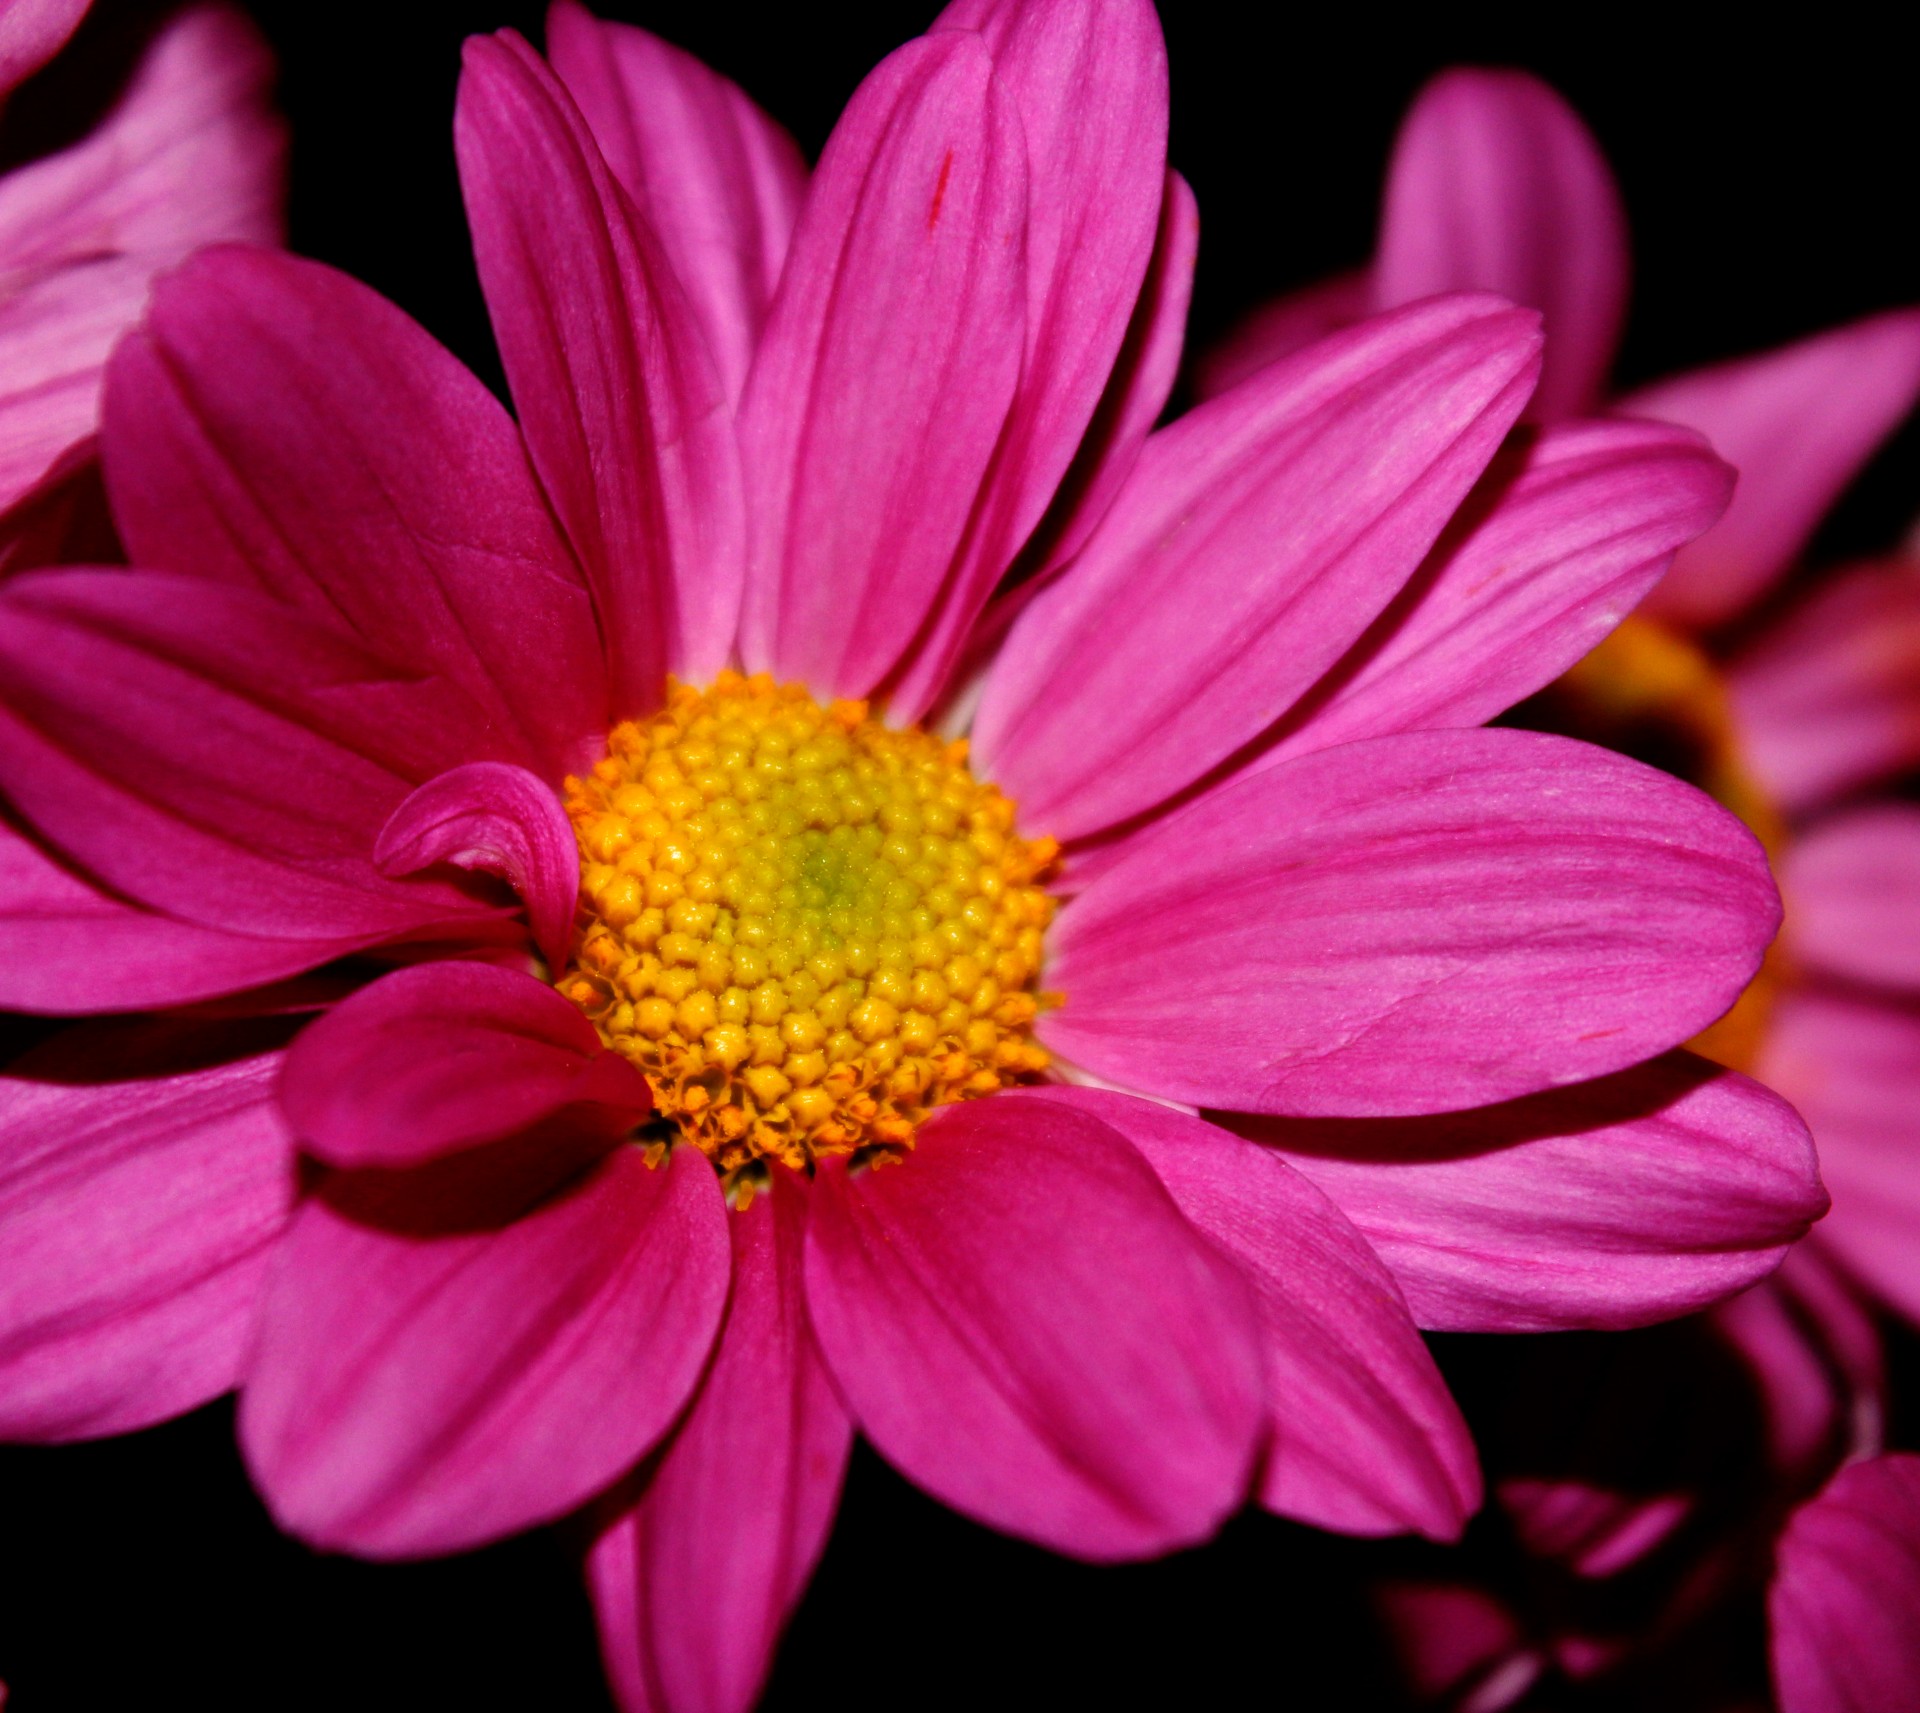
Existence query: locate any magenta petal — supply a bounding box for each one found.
[975,295,1542,840]
[0,819,331,1013]
[588,1170,852,1713]
[458,30,744,696]
[1770,1455,1920,1713]
[1243,1051,1824,1330]
[1374,68,1627,422]
[1729,562,1920,814]
[0,569,510,946]
[0,1019,292,1439]
[1631,309,1920,628]
[736,31,1026,699]
[103,246,604,781]
[1192,270,1370,402]
[0,0,88,97]
[1027,1086,1479,1543]
[1047,727,1777,1115]
[885,0,1169,719]
[1760,990,1920,1326]
[804,1090,1263,1560]
[1261,418,1733,764]
[241,1142,728,1558]
[1784,804,1920,991]
[376,763,578,974]
[545,0,805,410]
[279,964,650,1172]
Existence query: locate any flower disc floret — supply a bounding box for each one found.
[558,672,1058,1175]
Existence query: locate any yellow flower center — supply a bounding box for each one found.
[556,672,1058,1184]
[1508,615,1787,1071]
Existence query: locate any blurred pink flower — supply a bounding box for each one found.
[0,10,1824,1711]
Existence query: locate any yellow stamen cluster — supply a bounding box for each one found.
[556,672,1058,1177]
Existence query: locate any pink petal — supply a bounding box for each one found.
[1025,1086,1479,1542]
[1045,727,1778,1115]
[0,818,333,1013]
[884,0,1169,719]
[974,295,1541,840]
[0,0,88,98]
[1374,68,1627,422]
[1784,804,1920,992]
[1239,1051,1824,1330]
[1729,561,1920,814]
[1257,418,1733,764]
[0,4,284,510]
[1759,990,1920,1327]
[545,0,806,410]
[105,246,605,783]
[1631,310,1920,628]
[1770,1455,1920,1713]
[0,569,514,948]
[0,1018,292,1439]
[735,31,1026,699]
[804,1090,1264,1560]
[588,1170,852,1713]
[240,1141,729,1559]
[375,762,579,975]
[1191,270,1370,402]
[279,964,650,1172]
[457,30,744,696]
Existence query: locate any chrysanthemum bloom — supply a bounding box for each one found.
[0,8,1824,1708]
[0,0,284,564]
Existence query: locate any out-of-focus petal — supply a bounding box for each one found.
[1239,1051,1825,1330]
[0,0,88,100]
[240,1142,729,1559]
[0,818,332,1012]
[375,763,578,974]
[1631,310,1920,628]
[0,569,514,948]
[1785,804,1920,992]
[885,0,1168,719]
[280,964,650,1172]
[1760,989,1920,1327]
[976,295,1541,839]
[1729,560,1920,814]
[103,247,604,782]
[736,32,1025,699]
[545,0,805,410]
[1191,270,1369,402]
[1046,728,1777,1115]
[1374,68,1628,421]
[588,1170,851,1713]
[1770,1454,1920,1713]
[1026,1086,1479,1542]
[0,1018,291,1439]
[0,4,285,511]
[804,1090,1263,1560]
[1255,419,1731,764]
[458,31,743,695]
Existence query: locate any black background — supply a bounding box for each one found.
[3,2,1918,1708]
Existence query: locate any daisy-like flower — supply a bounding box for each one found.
[0,0,284,564]
[0,7,1823,1709]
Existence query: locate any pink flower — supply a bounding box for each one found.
[0,1,285,564]
[0,9,1821,1709]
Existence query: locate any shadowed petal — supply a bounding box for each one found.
[545,0,805,409]
[0,0,88,98]
[458,31,744,695]
[1028,1086,1480,1542]
[589,1169,851,1713]
[1374,68,1627,421]
[0,1019,292,1439]
[1046,728,1777,1115]
[804,1090,1263,1560]
[1631,310,1920,627]
[241,1142,729,1559]
[1240,1052,1825,1330]
[1785,804,1920,991]
[975,295,1541,840]
[1192,271,1370,402]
